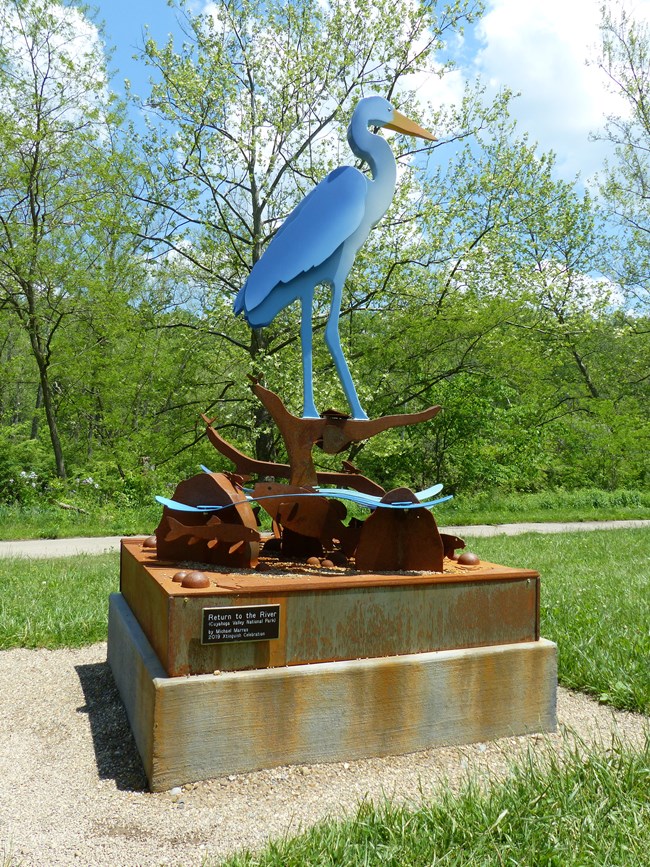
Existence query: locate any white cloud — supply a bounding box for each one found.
[399,64,467,116]
[472,0,650,178]
[195,0,650,183]
[0,1,108,119]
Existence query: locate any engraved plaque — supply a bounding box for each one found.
[202,604,281,644]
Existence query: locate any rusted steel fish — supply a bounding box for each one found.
[440,533,466,560]
[165,515,260,553]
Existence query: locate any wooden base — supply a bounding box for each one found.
[108,593,557,792]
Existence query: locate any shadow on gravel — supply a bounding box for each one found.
[75,661,148,791]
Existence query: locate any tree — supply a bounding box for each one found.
[598,3,650,310]
[0,0,134,477]
[136,0,641,491]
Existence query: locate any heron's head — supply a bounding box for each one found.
[354,95,437,142]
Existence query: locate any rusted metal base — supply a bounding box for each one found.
[120,539,541,677]
[108,592,557,792]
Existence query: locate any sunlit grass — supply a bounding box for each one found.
[218,735,650,866]
[0,553,118,649]
[465,528,650,714]
[0,488,648,540]
[0,503,160,541]
[1,530,648,867]
[439,487,650,526]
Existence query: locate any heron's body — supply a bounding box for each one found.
[234,96,434,419]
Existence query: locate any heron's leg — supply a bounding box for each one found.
[300,294,320,418]
[324,283,368,420]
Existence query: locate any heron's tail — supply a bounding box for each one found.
[233,282,247,316]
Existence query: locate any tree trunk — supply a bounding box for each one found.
[571,348,600,398]
[250,327,276,464]
[30,381,43,439]
[35,359,66,479]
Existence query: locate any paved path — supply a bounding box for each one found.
[0,520,648,559]
[0,535,139,559]
[443,519,650,538]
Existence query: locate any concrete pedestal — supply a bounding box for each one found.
[108,592,557,792]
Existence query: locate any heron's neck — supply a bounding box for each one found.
[348,118,396,226]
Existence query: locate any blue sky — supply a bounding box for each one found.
[94,0,650,183]
[97,0,179,95]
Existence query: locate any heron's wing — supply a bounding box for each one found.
[237,167,367,314]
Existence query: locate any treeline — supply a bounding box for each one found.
[0,0,648,506]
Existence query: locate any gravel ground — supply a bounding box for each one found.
[0,643,648,867]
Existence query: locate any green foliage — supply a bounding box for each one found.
[0,425,53,504]
[220,736,650,866]
[0,503,159,540]
[598,3,650,310]
[440,487,650,525]
[0,0,648,501]
[0,0,139,478]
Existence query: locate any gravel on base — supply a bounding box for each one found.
[0,643,648,867]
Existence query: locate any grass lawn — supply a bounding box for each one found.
[1,487,648,540]
[466,528,650,715]
[438,487,650,526]
[0,553,118,648]
[218,735,650,866]
[214,531,650,867]
[0,503,160,541]
[0,528,647,867]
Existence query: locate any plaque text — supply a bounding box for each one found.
[201,604,281,644]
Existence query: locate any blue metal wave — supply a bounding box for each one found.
[155,487,452,514]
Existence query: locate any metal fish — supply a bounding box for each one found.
[165,515,260,550]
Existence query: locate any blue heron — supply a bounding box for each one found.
[233,96,436,420]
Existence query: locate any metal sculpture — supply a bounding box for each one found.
[155,472,260,567]
[156,374,458,571]
[156,485,451,515]
[233,96,436,420]
[153,99,463,573]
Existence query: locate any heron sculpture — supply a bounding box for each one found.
[233,96,436,420]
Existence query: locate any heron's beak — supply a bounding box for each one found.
[383,109,437,142]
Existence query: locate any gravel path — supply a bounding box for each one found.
[1,642,647,867]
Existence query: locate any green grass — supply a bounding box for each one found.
[438,487,650,526]
[0,553,118,648]
[1,530,648,867]
[0,502,160,540]
[465,528,650,715]
[218,735,650,866]
[0,488,648,540]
